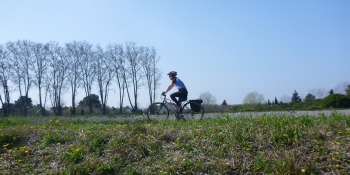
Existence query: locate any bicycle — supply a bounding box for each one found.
[146,94,204,121]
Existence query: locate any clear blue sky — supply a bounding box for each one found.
[1,0,350,108]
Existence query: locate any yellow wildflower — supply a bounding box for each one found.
[301,168,305,173]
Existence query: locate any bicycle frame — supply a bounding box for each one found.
[160,94,187,113]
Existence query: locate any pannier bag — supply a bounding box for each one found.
[189,99,203,112]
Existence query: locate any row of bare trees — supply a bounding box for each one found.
[0,40,161,116]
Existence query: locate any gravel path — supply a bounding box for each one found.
[35,109,350,122]
[212,109,350,118]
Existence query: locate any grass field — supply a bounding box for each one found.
[1,112,350,174]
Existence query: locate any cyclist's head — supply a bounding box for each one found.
[167,71,177,78]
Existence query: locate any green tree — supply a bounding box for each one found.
[14,96,33,116]
[345,85,350,96]
[78,94,101,108]
[274,97,278,105]
[329,89,334,95]
[304,93,316,102]
[267,99,271,106]
[221,100,228,106]
[291,90,301,103]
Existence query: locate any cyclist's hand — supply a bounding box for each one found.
[161,91,166,95]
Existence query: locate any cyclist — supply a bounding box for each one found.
[162,71,188,111]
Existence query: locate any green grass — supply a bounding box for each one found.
[1,112,350,174]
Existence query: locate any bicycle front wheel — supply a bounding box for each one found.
[146,103,169,121]
[182,102,204,120]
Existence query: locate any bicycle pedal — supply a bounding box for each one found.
[180,115,186,121]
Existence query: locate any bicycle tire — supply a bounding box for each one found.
[146,102,169,121]
[181,102,204,120]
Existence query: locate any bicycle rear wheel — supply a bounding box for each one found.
[181,102,204,120]
[146,103,169,121]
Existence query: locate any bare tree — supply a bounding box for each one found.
[243,91,264,104]
[78,42,96,114]
[309,87,327,99]
[0,45,11,116]
[141,46,161,106]
[124,42,144,112]
[107,43,126,113]
[334,82,350,94]
[199,91,217,112]
[200,92,217,105]
[6,40,34,116]
[65,41,83,115]
[153,66,162,105]
[31,42,50,116]
[280,94,291,103]
[47,42,68,116]
[95,45,115,114]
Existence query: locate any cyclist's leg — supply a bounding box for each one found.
[170,91,182,106]
[181,89,188,103]
[170,89,188,106]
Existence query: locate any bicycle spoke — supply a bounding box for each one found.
[146,103,169,121]
[182,102,204,120]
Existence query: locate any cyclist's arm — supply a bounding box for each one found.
[164,83,175,94]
